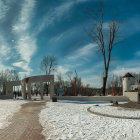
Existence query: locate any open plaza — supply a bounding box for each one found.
[0,0,140,139]
[0,73,139,140]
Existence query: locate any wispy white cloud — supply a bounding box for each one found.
[0,36,12,60]
[0,1,8,20]
[49,32,66,43]
[80,61,104,75]
[54,64,82,78]
[135,50,140,56]
[122,60,140,68]
[56,65,69,74]
[0,61,11,70]
[0,1,17,69]
[111,59,140,76]
[53,65,70,80]
[0,0,13,21]
[82,75,102,88]
[49,26,82,44]
[12,0,36,33]
[67,43,97,60]
[0,35,15,70]
[35,0,91,34]
[121,16,140,37]
[0,45,11,60]
[16,36,36,63]
[12,0,37,75]
[111,67,140,76]
[12,61,32,75]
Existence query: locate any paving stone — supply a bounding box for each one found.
[0,102,46,140]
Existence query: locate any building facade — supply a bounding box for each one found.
[122,73,140,102]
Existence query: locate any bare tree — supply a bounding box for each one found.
[65,70,82,96]
[56,73,64,87]
[40,56,57,75]
[107,74,122,95]
[65,71,73,82]
[0,69,19,82]
[132,73,140,83]
[11,70,20,81]
[87,2,121,95]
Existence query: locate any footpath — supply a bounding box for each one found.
[0,101,46,140]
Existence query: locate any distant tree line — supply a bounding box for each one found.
[54,71,102,96]
[40,55,140,96]
[1,55,139,97]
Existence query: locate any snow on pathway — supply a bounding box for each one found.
[39,102,140,140]
[0,100,26,129]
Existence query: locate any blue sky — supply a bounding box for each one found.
[0,0,140,87]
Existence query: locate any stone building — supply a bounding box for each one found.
[122,73,140,102]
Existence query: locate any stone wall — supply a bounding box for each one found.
[56,96,129,102]
[5,81,21,97]
[0,95,13,99]
[122,77,136,94]
[123,92,140,102]
[131,85,139,90]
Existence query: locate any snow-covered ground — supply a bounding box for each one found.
[0,100,26,129]
[39,101,140,140]
[90,105,140,118]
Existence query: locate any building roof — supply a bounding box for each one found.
[123,73,134,78]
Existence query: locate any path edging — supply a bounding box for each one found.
[87,107,140,120]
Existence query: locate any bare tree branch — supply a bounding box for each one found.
[86,1,122,95]
[40,56,57,75]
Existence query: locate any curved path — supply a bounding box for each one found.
[0,101,46,140]
[87,107,140,120]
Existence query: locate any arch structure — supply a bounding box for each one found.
[4,81,21,99]
[5,75,54,100]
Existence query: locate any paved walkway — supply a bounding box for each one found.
[0,101,46,140]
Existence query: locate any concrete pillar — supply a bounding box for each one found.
[123,78,128,95]
[27,82,31,100]
[6,84,13,96]
[40,82,43,100]
[22,81,26,99]
[50,79,54,99]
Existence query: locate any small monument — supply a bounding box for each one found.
[122,73,140,102]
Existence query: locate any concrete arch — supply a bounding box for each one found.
[5,75,54,100]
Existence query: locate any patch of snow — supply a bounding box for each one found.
[90,105,140,118]
[0,100,26,129]
[39,102,140,140]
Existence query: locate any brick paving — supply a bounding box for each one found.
[0,101,46,140]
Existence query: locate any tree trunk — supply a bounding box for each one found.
[102,75,107,96]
